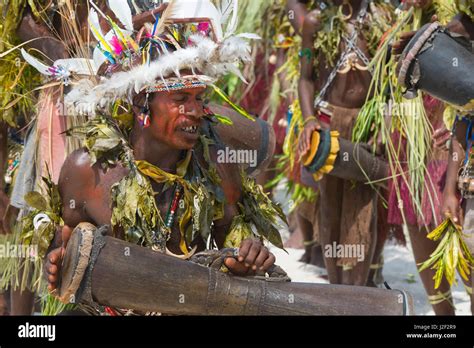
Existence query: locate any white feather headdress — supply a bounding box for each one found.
[64,0,259,116]
[20,49,97,85]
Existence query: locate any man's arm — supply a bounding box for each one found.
[298,23,317,124]
[16,9,68,62]
[297,9,322,157]
[442,121,467,225]
[286,0,310,36]
[211,164,276,276]
[446,13,474,40]
[213,203,276,276]
[44,149,96,291]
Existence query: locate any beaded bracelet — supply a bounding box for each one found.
[299,48,313,61]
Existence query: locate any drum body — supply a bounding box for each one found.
[300,130,388,188]
[398,22,474,110]
[57,223,415,315]
[209,104,275,178]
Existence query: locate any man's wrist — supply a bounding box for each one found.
[302,36,315,47]
[303,115,318,126]
[443,187,459,197]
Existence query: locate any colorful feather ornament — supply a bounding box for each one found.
[66,0,259,115]
[88,8,104,43]
[20,49,70,82]
[20,49,54,77]
[110,35,124,56]
[90,1,135,62]
[88,8,116,62]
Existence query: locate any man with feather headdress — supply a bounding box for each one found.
[25,0,288,315]
[0,0,173,315]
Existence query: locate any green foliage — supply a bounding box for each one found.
[67,117,128,168]
[110,168,162,247]
[76,116,284,252]
[0,0,42,126]
[455,0,474,21]
[1,170,62,295]
[352,8,439,226]
[228,172,287,250]
[419,217,474,289]
[210,84,255,121]
[41,294,76,316]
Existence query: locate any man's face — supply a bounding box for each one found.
[147,86,206,150]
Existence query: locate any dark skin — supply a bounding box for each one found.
[286,0,310,35]
[393,6,474,314]
[440,121,472,315]
[44,86,276,292]
[297,0,372,157]
[9,1,178,312]
[296,0,376,285]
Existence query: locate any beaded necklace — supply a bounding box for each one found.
[164,184,183,228]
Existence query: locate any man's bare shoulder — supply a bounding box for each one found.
[58,148,129,195]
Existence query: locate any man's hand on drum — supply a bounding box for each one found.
[392,12,438,56]
[224,238,276,276]
[298,118,321,158]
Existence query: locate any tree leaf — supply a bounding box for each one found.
[24,191,47,211]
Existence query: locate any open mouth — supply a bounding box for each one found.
[180,125,198,134]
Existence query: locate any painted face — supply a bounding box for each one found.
[147,86,207,150]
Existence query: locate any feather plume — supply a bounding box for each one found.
[236,33,261,40]
[66,32,258,115]
[88,9,104,42]
[218,0,235,26]
[54,58,97,75]
[108,0,134,31]
[21,49,53,76]
[224,0,238,38]
[154,0,177,36]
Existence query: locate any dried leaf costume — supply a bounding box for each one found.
[11,0,286,315]
[0,0,104,314]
